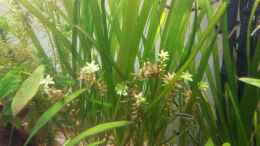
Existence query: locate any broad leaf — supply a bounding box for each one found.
[11,66,44,116]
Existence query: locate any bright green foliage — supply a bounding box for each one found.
[0,0,258,145]
[0,69,22,100]
[11,0,230,145]
[196,0,260,145]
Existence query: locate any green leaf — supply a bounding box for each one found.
[11,66,44,116]
[64,121,132,146]
[205,138,214,146]
[239,78,260,88]
[0,69,22,100]
[24,89,85,146]
[222,143,231,146]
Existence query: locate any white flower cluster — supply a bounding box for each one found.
[134,92,146,106]
[163,72,176,85]
[80,61,100,74]
[79,61,100,81]
[159,50,169,63]
[40,74,55,92]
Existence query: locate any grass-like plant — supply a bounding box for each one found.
[3,0,259,145]
[195,0,260,145]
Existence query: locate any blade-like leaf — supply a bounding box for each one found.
[64,121,132,146]
[11,66,44,116]
[24,89,85,146]
[239,78,260,88]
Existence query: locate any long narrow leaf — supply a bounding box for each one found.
[24,89,86,146]
[64,121,132,146]
[239,78,260,88]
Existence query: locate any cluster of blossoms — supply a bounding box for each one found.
[136,50,169,79]
[115,81,147,122]
[159,50,169,66]
[79,61,100,85]
[163,71,208,91]
[40,75,55,91]
[40,75,64,100]
[39,51,209,123]
[138,61,161,79]
[79,60,107,95]
[130,88,146,122]
[133,92,146,106]
[163,72,176,85]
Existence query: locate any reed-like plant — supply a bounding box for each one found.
[1,0,247,145]
[195,0,260,145]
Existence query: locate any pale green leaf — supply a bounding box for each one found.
[240,77,260,88]
[11,66,44,116]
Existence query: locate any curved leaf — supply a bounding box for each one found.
[24,89,86,146]
[64,121,132,146]
[11,66,44,116]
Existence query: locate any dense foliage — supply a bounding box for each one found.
[0,0,259,146]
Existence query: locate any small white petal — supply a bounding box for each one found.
[180,72,193,82]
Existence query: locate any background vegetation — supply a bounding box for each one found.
[0,0,259,146]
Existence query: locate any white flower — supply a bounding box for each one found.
[159,50,169,62]
[134,92,146,106]
[115,83,128,96]
[163,72,176,85]
[180,72,193,82]
[81,61,100,74]
[40,75,55,89]
[198,81,209,91]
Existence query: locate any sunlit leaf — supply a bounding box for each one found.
[239,77,260,88]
